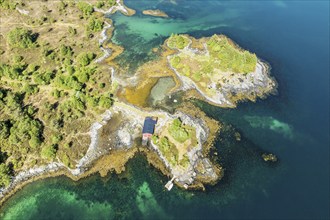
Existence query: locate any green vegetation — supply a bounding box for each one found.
[167,34,189,50]
[86,17,104,32]
[152,136,178,166]
[206,35,257,73]
[41,145,57,159]
[0,0,114,178]
[168,118,191,143]
[7,28,37,49]
[179,154,190,168]
[76,52,95,66]
[95,0,117,9]
[77,2,94,18]
[170,56,181,68]
[169,34,259,95]
[0,163,11,187]
[0,0,18,10]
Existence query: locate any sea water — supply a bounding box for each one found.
[1,1,329,219]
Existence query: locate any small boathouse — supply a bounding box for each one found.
[142,116,158,146]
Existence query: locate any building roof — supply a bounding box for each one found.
[142,117,157,134]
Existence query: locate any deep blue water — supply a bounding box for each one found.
[1,1,329,219]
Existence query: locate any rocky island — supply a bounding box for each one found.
[0,0,276,206]
[142,9,169,18]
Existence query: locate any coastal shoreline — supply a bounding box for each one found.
[0,0,276,209]
[165,35,278,108]
[0,0,136,206]
[0,100,223,206]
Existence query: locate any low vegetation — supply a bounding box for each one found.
[152,118,196,169]
[0,0,115,186]
[169,34,258,79]
[167,34,190,50]
[206,35,257,73]
[7,27,37,49]
[168,118,191,143]
[152,136,179,166]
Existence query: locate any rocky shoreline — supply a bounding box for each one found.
[0,100,222,205]
[0,1,135,206]
[165,35,277,108]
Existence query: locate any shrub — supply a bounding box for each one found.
[68,26,77,36]
[96,1,105,8]
[98,95,112,108]
[23,84,39,94]
[41,144,57,159]
[0,121,10,139]
[86,17,104,32]
[0,0,17,10]
[0,164,11,187]
[7,27,36,48]
[76,52,95,67]
[61,154,70,167]
[168,118,190,143]
[28,135,42,149]
[59,44,73,57]
[77,2,94,18]
[157,137,178,166]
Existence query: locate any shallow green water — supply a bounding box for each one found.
[1,0,329,219]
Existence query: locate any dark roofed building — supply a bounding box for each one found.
[142,116,158,146]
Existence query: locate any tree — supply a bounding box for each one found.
[7,27,36,48]
[0,163,11,187]
[28,135,42,149]
[59,44,73,57]
[75,70,89,83]
[77,52,95,67]
[41,144,57,159]
[86,17,104,32]
[68,26,77,36]
[0,0,17,10]
[77,2,94,18]
[0,121,10,139]
[98,95,112,108]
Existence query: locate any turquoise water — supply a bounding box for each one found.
[1,1,329,219]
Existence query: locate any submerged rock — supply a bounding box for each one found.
[262,153,278,162]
